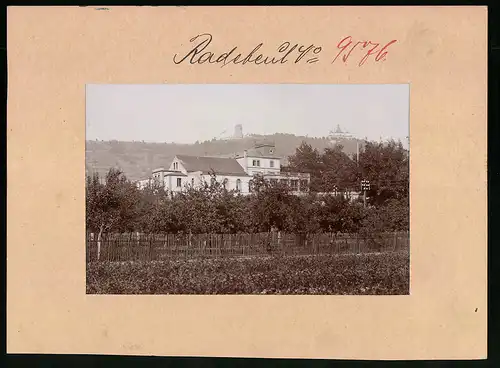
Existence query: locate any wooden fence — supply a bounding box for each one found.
[86,231,410,262]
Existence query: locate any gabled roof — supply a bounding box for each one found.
[175,155,249,176]
[244,147,280,158]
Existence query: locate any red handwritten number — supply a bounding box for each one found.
[332,37,397,66]
[345,41,367,63]
[375,40,397,62]
[358,42,379,66]
[332,36,352,64]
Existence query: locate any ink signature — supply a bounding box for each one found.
[173,33,322,67]
[173,33,397,67]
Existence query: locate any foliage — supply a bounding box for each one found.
[287,140,409,205]
[86,251,410,295]
[86,139,409,236]
[287,142,324,192]
[86,168,141,234]
[358,140,409,206]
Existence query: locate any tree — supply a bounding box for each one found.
[320,145,359,192]
[358,140,409,206]
[86,168,140,259]
[248,175,294,232]
[283,194,322,234]
[287,142,324,192]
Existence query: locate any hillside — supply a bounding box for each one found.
[85,133,364,181]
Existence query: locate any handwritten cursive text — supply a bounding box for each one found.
[173,33,322,67]
[173,34,398,67]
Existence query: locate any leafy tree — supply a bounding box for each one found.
[358,140,409,206]
[248,175,294,232]
[283,194,322,234]
[288,142,324,192]
[320,145,360,192]
[86,168,141,259]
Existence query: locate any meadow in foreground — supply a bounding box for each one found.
[87,251,409,295]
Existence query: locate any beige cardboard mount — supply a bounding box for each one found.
[7,6,487,360]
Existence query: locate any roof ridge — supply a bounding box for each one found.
[176,154,235,159]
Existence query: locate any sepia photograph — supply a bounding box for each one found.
[86,84,410,295]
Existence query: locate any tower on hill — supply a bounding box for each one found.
[234,124,243,139]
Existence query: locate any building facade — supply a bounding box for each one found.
[137,142,311,195]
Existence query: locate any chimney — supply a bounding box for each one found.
[243,150,248,172]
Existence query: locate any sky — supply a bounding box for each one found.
[86,84,409,146]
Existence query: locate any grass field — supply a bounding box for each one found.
[87,251,409,295]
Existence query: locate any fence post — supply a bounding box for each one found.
[278,231,282,254]
[217,234,221,258]
[149,234,153,261]
[221,233,225,257]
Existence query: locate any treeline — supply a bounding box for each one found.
[86,140,409,236]
[287,140,409,203]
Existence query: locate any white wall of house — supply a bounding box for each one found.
[186,172,252,193]
[136,178,151,189]
[142,151,311,197]
[236,157,247,173]
[240,156,281,176]
[218,175,252,193]
[168,157,188,174]
[151,170,163,182]
[164,175,188,192]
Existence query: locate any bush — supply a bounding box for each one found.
[86,251,409,295]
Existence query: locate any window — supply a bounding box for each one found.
[270,160,274,168]
[300,180,309,191]
[252,159,260,167]
[236,179,241,191]
[173,162,178,170]
[290,179,299,191]
[280,179,288,186]
[248,180,253,192]
[176,178,182,187]
[270,179,278,185]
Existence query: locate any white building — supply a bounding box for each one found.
[137,142,311,195]
[328,124,354,143]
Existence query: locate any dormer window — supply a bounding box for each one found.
[269,148,274,154]
[252,159,260,167]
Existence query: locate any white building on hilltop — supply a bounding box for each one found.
[137,141,311,195]
[328,124,354,144]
